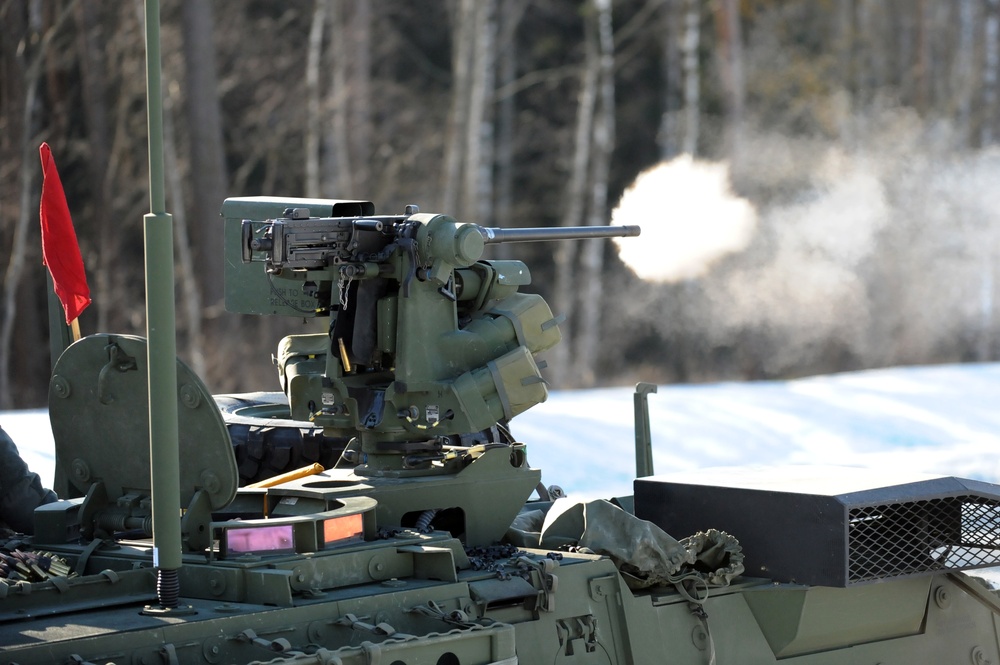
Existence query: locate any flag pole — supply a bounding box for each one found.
[44,274,73,370]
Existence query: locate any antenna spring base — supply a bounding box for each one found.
[156,568,180,608]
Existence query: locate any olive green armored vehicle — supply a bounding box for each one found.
[6,4,1000,663]
[6,194,1000,664]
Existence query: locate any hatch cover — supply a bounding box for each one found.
[48,334,238,510]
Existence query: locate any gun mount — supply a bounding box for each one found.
[225,197,639,477]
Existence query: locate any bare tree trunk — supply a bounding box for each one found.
[574,0,615,388]
[714,0,744,161]
[549,4,600,387]
[75,0,113,334]
[681,0,700,155]
[0,2,42,410]
[164,81,206,378]
[461,0,496,225]
[320,0,371,198]
[93,5,147,335]
[853,0,869,105]
[494,0,524,245]
[442,0,497,222]
[442,0,476,213]
[181,0,232,388]
[953,0,976,145]
[834,0,855,143]
[305,0,326,198]
[835,0,854,86]
[983,0,1000,145]
[329,0,354,196]
[181,0,229,312]
[492,0,529,263]
[659,0,684,160]
[349,0,372,191]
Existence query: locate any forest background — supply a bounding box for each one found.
[3,0,1000,410]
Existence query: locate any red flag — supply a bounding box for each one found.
[39,142,91,325]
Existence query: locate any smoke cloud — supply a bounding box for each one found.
[603,113,1000,382]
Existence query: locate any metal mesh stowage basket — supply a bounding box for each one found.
[848,495,1000,583]
[635,468,1000,587]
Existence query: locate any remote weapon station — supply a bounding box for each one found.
[7,3,1000,663]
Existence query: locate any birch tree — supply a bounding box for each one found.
[461,0,496,226]
[439,0,497,222]
[442,0,476,213]
[305,0,326,198]
[494,0,527,237]
[659,0,684,160]
[681,0,700,155]
[315,0,372,198]
[549,4,600,386]
[574,0,615,388]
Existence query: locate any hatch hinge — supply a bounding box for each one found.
[556,615,598,656]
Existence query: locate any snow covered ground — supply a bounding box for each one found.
[6,362,1000,499]
[517,362,1000,498]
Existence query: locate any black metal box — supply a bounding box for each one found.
[634,466,1000,587]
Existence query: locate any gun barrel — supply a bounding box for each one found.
[479,224,641,244]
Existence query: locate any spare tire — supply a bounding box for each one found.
[214,392,351,485]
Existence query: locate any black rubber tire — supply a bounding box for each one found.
[214,392,350,486]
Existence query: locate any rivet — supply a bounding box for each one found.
[972,645,991,665]
[72,458,91,483]
[934,585,951,610]
[200,470,221,495]
[180,383,201,409]
[52,375,72,399]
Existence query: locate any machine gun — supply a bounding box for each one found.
[224,197,639,475]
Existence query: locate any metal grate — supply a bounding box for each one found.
[636,470,1000,586]
[848,495,1000,583]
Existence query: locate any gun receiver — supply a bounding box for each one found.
[224,197,640,475]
